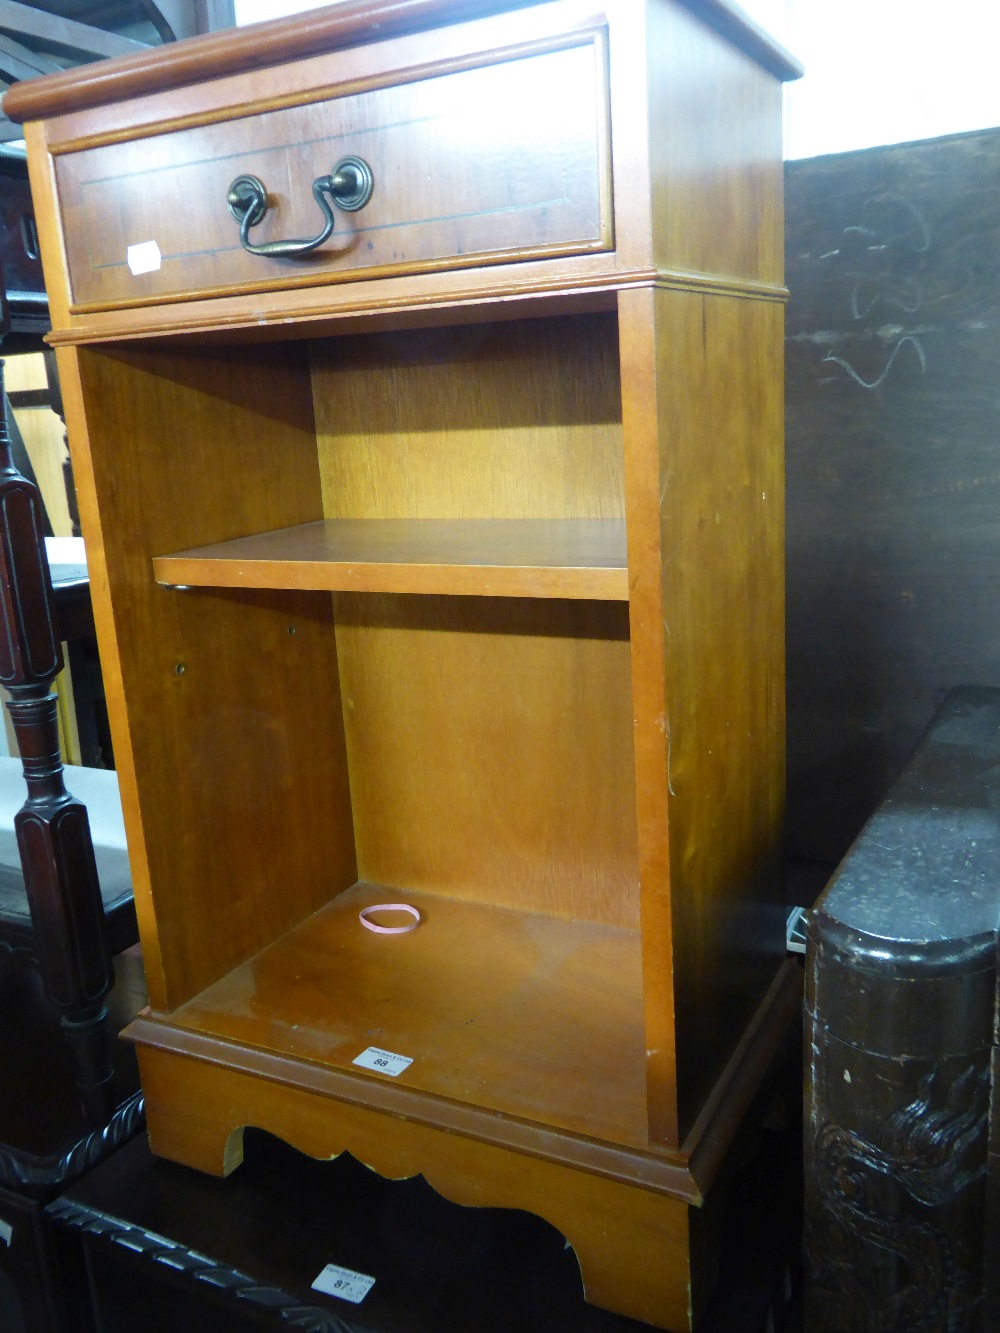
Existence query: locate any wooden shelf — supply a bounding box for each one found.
[152,518,629,601]
[170,883,648,1149]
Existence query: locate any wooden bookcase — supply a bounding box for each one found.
[4,2,801,1326]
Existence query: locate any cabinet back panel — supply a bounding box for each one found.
[70,343,358,1010]
[311,313,624,520]
[335,593,639,928]
[311,313,635,925]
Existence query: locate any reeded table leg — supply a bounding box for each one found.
[0,359,114,1119]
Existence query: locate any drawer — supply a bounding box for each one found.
[54,35,612,312]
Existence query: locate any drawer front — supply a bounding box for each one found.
[55,37,612,312]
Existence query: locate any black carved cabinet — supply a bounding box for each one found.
[805,688,1000,1331]
[0,362,144,1328]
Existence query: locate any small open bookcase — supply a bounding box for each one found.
[5,1,801,1325]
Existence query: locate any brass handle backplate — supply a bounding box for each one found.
[226,156,374,258]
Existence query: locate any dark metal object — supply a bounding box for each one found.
[227,156,374,257]
[805,686,1000,1332]
[0,357,115,1121]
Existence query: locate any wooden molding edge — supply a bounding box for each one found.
[46,268,789,348]
[48,1197,352,1333]
[2,1,533,124]
[124,962,801,1206]
[690,0,802,82]
[683,958,804,1196]
[0,1090,145,1195]
[63,267,785,323]
[64,239,617,320]
[123,1013,704,1202]
[3,0,800,126]
[46,24,606,155]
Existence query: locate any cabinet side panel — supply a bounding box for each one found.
[646,0,785,288]
[63,342,358,1010]
[658,287,786,1136]
[619,285,678,1145]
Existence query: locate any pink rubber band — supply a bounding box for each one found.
[359,903,421,934]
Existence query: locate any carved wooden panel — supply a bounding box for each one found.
[805,688,999,1329]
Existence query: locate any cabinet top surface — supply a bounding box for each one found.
[3,0,801,126]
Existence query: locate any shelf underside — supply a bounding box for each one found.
[169,884,649,1149]
[153,518,629,600]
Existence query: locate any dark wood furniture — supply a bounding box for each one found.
[0,747,136,964]
[0,355,122,1116]
[0,0,237,144]
[48,1077,803,1333]
[44,543,116,769]
[0,150,47,351]
[0,446,131,964]
[0,945,145,1333]
[0,482,142,1323]
[805,687,1000,1330]
[0,145,145,1333]
[5,4,801,1325]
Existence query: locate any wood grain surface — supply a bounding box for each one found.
[58,339,359,1012]
[56,38,611,310]
[135,1041,693,1329]
[310,314,624,520]
[25,2,794,1322]
[17,0,795,349]
[335,592,638,927]
[128,1011,698,1198]
[313,312,637,929]
[169,881,647,1146]
[646,0,785,287]
[1,0,800,126]
[620,284,786,1143]
[153,517,629,600]
[661,286,785,1142]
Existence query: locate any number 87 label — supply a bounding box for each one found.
[311,1262,376,1303]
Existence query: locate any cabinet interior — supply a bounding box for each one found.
[77,308,650,1145]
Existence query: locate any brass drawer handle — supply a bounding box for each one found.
[226,156,374,258]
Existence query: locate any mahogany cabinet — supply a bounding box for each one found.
[3,3,800,1326]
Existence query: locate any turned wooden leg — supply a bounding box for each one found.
[0,359,114,1119]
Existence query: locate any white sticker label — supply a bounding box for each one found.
[126,240,161,275]
[352,1045,412,1077]
[0,1218,12,1246]
[311,1262,375,1303]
